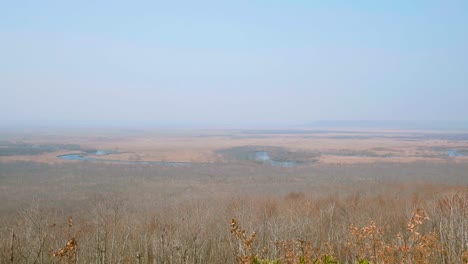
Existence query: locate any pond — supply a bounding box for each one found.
[253,151,302,167]
[447,150,464,157]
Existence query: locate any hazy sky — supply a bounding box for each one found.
[1,0,467,127]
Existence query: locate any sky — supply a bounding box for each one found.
[1,0,468,128]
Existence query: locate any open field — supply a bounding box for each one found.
[1,128,468,263]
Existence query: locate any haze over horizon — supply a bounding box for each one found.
[2,1,468,127]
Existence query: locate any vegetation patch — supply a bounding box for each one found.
[0,142,82,156]
[218,146,319,164]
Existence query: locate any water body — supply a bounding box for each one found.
[95,150,114,156]
[59,150,302,167]
[447,150,464,157]
[253,151,302,167]
[58,153,98,161]
[57,150,190,166]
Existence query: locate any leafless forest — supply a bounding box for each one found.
[0,130,467,263]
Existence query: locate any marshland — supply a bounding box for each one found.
[1,129,468,263]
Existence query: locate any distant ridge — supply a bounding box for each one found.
[305,120,468,131]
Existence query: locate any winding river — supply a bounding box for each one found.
[57,150,191,166]
[58,150,303,167]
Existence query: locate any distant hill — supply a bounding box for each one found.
[305,120,468,130]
